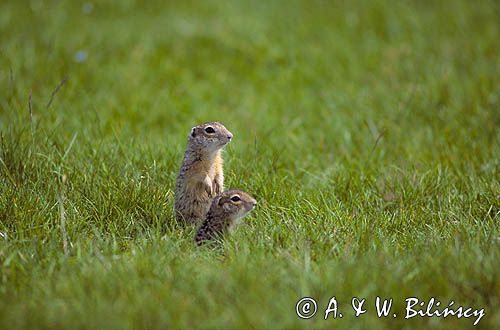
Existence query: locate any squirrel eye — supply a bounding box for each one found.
[204,126,215,134]
[230,196,241,202]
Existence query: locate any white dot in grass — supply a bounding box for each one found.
[82,2,94,14]
[74,50,88,63]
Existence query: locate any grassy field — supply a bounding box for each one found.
[1,0,499,329]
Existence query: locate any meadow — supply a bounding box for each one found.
[0,0,499,329]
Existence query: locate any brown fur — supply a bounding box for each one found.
[195,190,257,245]
[175,122,232,225]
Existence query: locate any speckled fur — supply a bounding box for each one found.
[175,122,233,225]
[195,190,257,245]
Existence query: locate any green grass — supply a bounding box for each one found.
[1,0,499,329]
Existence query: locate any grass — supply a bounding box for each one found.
[0,0,499,329]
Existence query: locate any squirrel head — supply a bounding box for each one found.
[211,189,257,221]
[189,122,233,153]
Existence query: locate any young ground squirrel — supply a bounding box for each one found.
[175,122,233,225]
[195,190,257,245]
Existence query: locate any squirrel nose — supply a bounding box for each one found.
[227,133,233,140]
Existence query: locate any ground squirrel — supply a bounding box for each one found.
[175,122,233,225]
[195,190,257,245]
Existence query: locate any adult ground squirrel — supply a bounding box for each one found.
[195,190,257,245]
[175,122,233,225]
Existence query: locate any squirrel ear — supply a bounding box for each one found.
[217,195,224,206]
[191,127,196,137]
